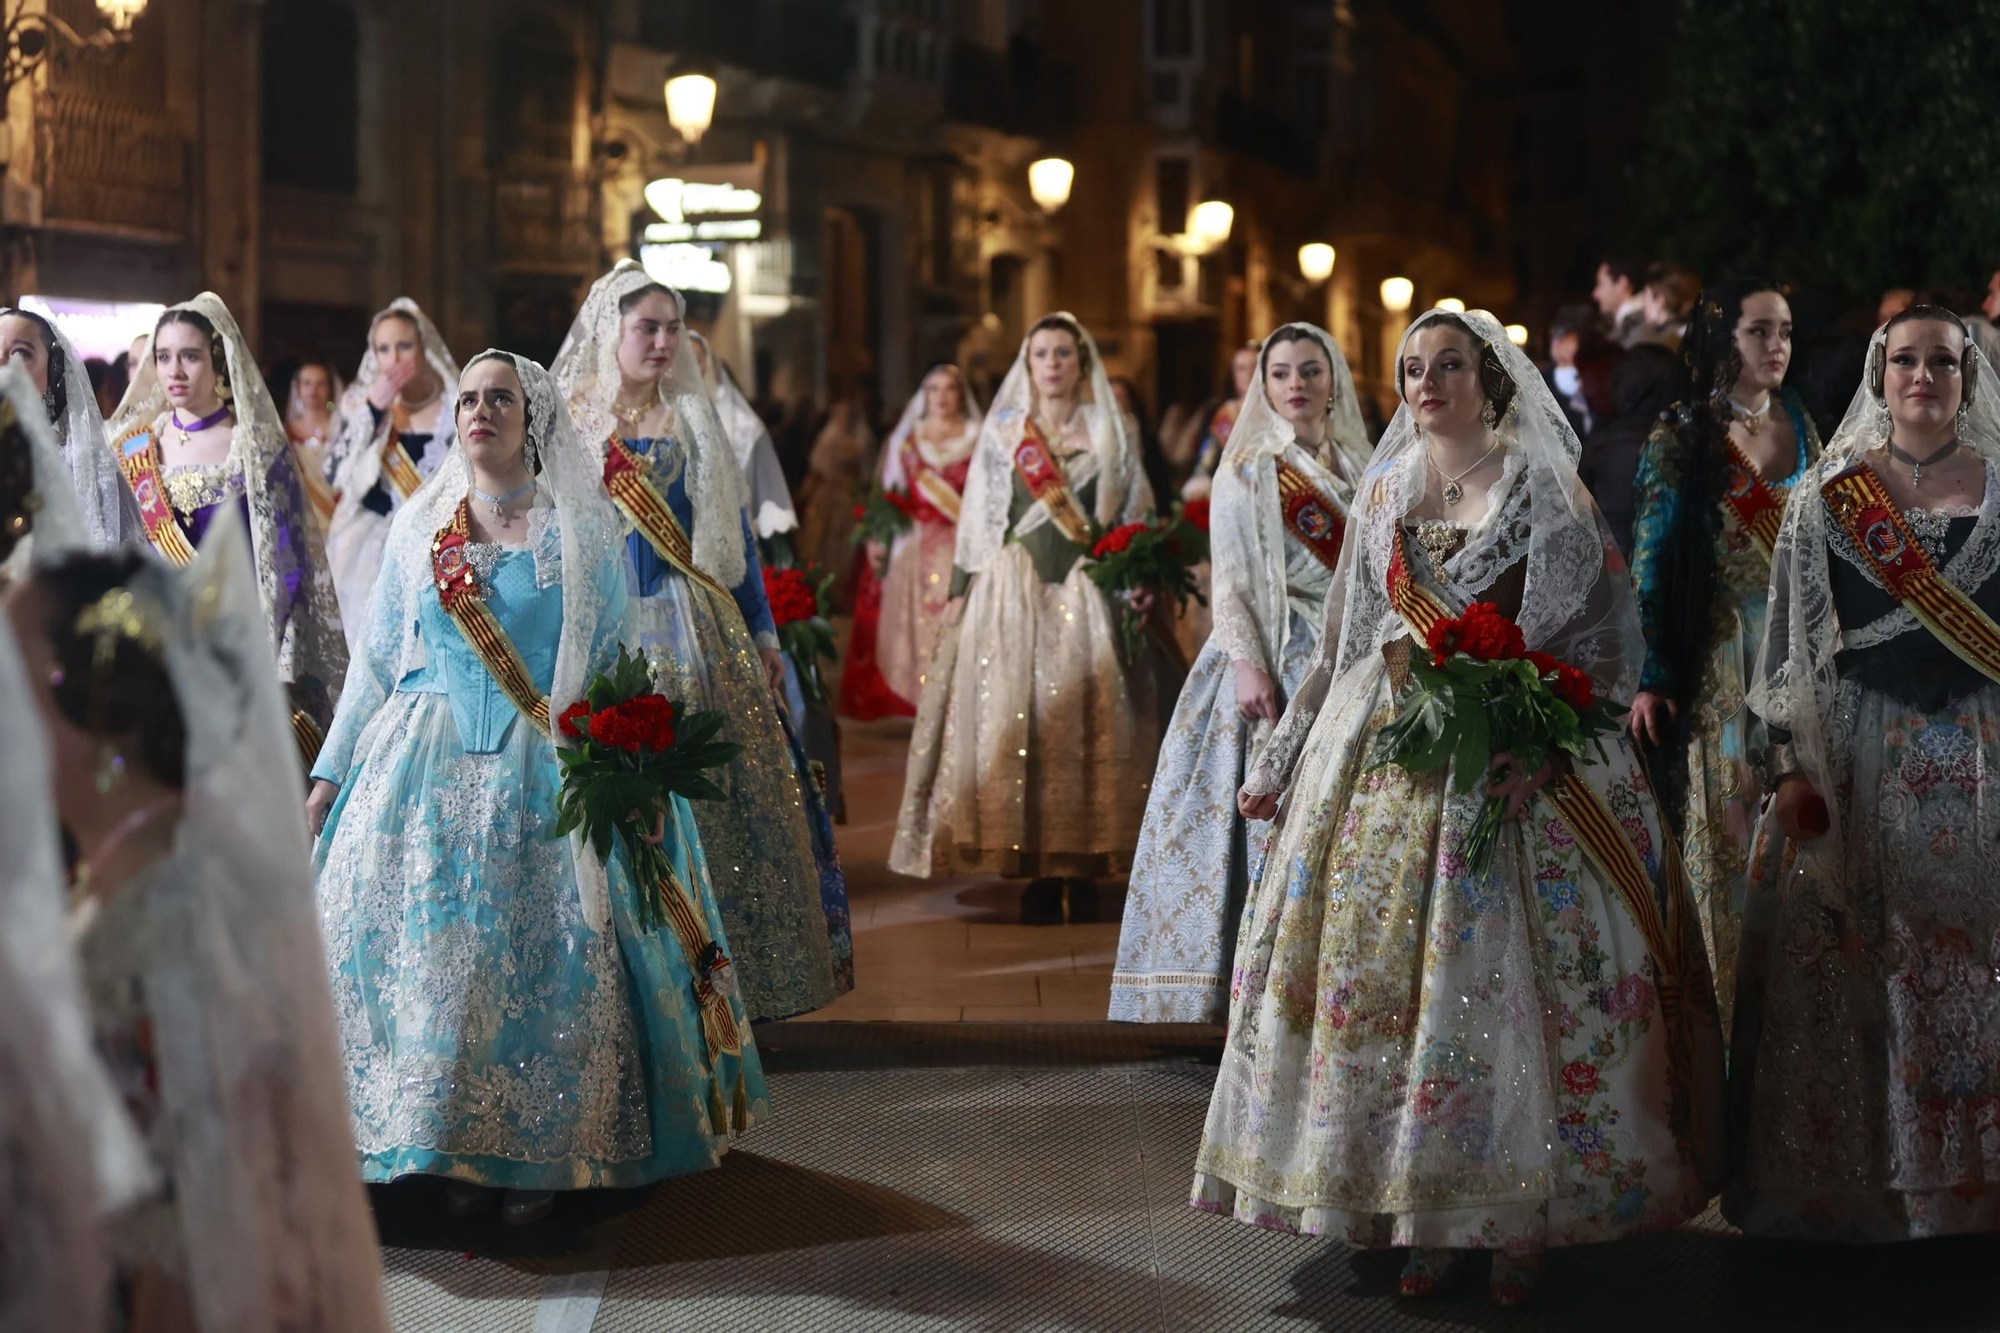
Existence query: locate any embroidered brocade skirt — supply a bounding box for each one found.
[1727,680,2000,1241]
[1679,591,1771,1042]
[313,692,768,1190]
[634,572,850,1021]
[1192,658,1723,1248]
[875,518,957,709]
[889,543,1166,880]
[1110,607,1317,1023]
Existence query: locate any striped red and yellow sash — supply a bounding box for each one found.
[431,498,551,736]
[380,403,428,499]
[114,425,198,567]
[913,466,963,523]
[1012,420,1095,546]
[1721,440,1784,560]
[600,436,731,599]
[654,804,745,1072]
[1276,460,1346,571]
[290,711,325,770]
[294,443,337,524]
[1824,464,2000,688]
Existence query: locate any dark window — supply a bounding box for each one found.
[496,17,576,164]
[1152,0,1194,59]
[261,1,360,193]
[1155,156,1190,235]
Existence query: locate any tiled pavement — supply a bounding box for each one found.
[378,722,1999,1330]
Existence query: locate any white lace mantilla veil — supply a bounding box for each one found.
[330,297,461,508]
[688,329,797,538]
[553,262,750,588]
[107,293,349,702]
[1212,322,1372,674]
[352,349,629,931]
[1246,308,1643,793]
[879,364,985,493]
[955,312,1151,575]
[1748,324,2000,848]
[1,362,90,581]
[0,619,150,1331]
[0,308,144,548]
[100,512,387,1329]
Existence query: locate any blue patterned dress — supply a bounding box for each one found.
[622,434,852,1012]
[311,514,766,1189]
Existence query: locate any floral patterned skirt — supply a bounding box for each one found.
[874,519,955,710]
[1727,680,2000,1241]
[1192,660,1722,1249]
[1110,607,1317,1023]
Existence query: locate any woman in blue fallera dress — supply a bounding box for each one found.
[556,262,850,1020]
[306,349,765,1226]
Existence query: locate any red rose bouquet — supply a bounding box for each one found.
[851,483,918,574]
[1367,602,1623,875]
[554,646,743,933]
[763,563,839,703]
[1084,509,1210,657]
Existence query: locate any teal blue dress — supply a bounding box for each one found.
[310,511,766,1189]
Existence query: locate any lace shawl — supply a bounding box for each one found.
[107,293,349,706]
[1212,321,1371,672]
[957,314,1150,573]
[553,262,749,588]
[1749,329,2000,849]
[329,298,461,519]
[1246,311,1642,796]
[318,351,631,931]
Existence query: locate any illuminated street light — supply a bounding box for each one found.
[96,0,146,29]
[1379,276,1414,313]
[665,72,718,144]
[1298,243,1335,283]
[1506,323,1530,346]
[1028,158,1074,213]
[1433,297,1465,313]
[1190,199,1234,250]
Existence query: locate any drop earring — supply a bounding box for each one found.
[1481,399,1498,430]
[94,744,127,795]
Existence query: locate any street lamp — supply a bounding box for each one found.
[1190,199,1233,250]
[664,71,718,144]
[1298,243,1335,283]
[1433,297,1465,313]
[1505,324,1530,347]
[95,0,147,29]
[1028,157,1074,214]
[1379,276,1413,314]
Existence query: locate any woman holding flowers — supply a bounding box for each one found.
[891,313,1168,922]
[306,349,764,1228]
[1192,310,1722,1306]
[554,262,848,1020]
[1731,307,2000,1240]
[1628,281,1817,1036]
[1112,323,1372,1022]
[840,364,983,720]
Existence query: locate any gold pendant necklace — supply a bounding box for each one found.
[1429,436,1501,507]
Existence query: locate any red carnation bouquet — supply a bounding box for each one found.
[1367,602,1623,875]
[1084,505,1210,656]
[763,563,839,703]
[851,484,919,574]
[554,646,743,932]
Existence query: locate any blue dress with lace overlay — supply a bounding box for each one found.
[310,530,766,1189]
